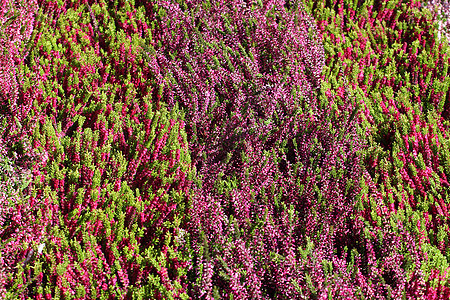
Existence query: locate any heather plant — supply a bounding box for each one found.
[0,0,37,108]
[423,0,450,44]
[0,0,44,297]
[183,106,373,298]
[0,0,39,169]
[147,0,329,296]
[148,0,429,298]
[306,0,450,296]
[4,0,193,298]
[0,118,34,298]
[3,0,450,298]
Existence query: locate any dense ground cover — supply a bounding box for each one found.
[1,0,450,299]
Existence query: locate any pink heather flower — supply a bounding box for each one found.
[422,1,450,44]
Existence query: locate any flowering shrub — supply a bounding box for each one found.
[423,0,450,44]
[148,0,431,298]
[307,0,450,297]
[4,1,193,298]
[0,0,43,297]
[2,0,450,298]
[0,0,37,107]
